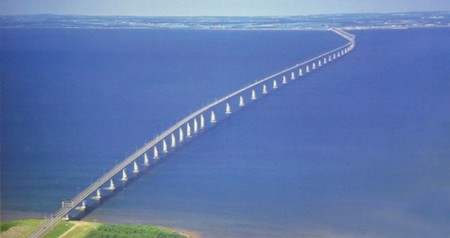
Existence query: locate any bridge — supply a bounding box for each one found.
[29,28,356,238]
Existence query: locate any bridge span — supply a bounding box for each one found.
[29,28,356,238]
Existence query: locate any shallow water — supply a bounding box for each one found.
[1,28,450,237]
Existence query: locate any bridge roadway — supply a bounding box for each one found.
[29,28,356,238]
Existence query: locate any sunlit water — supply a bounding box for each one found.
[1,28,449,237]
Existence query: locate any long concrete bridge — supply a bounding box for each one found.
[29,28,356,238]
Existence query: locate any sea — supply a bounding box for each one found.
[1,28,450,238]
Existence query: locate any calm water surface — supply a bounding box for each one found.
[1,28,449,237]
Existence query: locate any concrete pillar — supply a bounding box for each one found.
[186,123,192,137]
[153,146,159,160]
[107,179,115,190]
[179,127,184,142]
[210,111,217,123]
[133,161,139,173]
[200,114,205,129]
[239,96,245,107]
[171,134,176,148]
[193,118,198,133]
[225,103,231,114]
[121,169,128,181]
[144,153,149,166]
[162,139,168,153]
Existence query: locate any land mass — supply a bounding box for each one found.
[1,11,449,30]
[0,219,197,238]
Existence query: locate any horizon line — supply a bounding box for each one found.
[1,10,449,18]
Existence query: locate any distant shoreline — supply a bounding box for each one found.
[1,25,449,31]
[1,12,449,30]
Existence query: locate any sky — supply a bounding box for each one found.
[1,0,450,16]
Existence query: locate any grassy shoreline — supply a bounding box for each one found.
[1,219,190,238]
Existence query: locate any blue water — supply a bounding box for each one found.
[1,28,450,237]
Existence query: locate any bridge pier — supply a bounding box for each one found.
[318,60,322,67]
[92,189,101,200]
[133,161,139,173]
[210,110,217,123]
[121,169,128,182]
[251,89,256,100]
[179,127,184,142]
[299,68,303,76]
[282,75,287,84]
[153,147,159,160]
[239,96,245,107]
[186,123,192,137]
[193,118,198,133]
[106,179,115,190]
[306,65,310,73]
[312,62,316,70]
[162,139,168,153]
[200,114,205,129]
[262,84,268,94]
[144,153,149,166]
[76,201,86,211]
[171,134,176,148]
[225,103,231,114]
[273,79,278,89]
[291,72,295,80]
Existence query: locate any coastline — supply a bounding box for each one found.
[1,210,201,238]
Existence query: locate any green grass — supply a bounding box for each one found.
[1,220,18,232]
[43,221,74,238]
[1,219,187,238]
[0,219,43,238]
[57,221,100,238]
[1,219,41,232]
[85,224,185,238]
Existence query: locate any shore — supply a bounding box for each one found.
[0,218,200,238]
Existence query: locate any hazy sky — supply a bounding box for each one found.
[1,0,450,16]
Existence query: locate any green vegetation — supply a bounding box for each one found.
[43,221,74,238]
[57,221,99,238]
[1,220,18,232]
[0,219,43,238]
[86,224,185,238]
[0,219,187,238]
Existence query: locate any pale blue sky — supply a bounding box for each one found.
[1,0,450,16]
